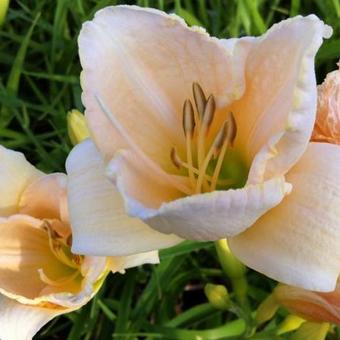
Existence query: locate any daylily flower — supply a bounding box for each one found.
[274,282,340,325]
[67,5,338,291]
[0,145,158,340]
[312,61,340,144]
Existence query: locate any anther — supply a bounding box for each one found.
[192,82,206,119]
[66,234,73,247]
[72,255,82,266]
[42,221,59,240]
[226,112,237,146]
[170,147,182,169]
[212,121,228,159]
[182,99,195,138]
[202,95,216,133]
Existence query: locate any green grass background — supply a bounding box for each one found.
[1,0,340,339]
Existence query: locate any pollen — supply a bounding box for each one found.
[170,82,237,194]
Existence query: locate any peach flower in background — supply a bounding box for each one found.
[66,5,339,292]
[312,61,340,143]
[274,282,340,325]
[0,145,158,340]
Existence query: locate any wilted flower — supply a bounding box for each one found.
[0,145,158,340]
[66,5,338,291]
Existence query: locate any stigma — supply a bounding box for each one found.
[170,82,237,194]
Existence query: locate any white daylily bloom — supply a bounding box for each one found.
[66,5,339,291]
[0,145,158,340]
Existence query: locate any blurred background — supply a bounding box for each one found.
[0,1,340,339]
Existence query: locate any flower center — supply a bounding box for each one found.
[170,83,238,194]
[39,221,84,287]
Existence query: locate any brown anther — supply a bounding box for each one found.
[42,220,59,240]
[202,95,216,133]
[182,99,195,138]
[170,147,182,169]
[192,82,206,119]
[212,121,228,159]
[72,255,82,266]
[66,234,73,247]
[227,112,237,146]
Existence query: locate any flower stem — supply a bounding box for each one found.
[214,238,248,306]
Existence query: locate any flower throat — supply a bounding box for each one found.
[170,83,237,194]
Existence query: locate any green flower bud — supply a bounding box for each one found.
[204,283,230,310]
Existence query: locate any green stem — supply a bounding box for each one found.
[214,239,248,306]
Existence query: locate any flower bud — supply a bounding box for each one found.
[274,282,340,325]
[204,283,230,310]
[292,321,330,340]
[256,294,279,324]
[67,109,90,145]
[277,315,305,335]
[0,0,9,26]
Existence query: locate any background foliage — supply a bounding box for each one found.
[1,1,340,339]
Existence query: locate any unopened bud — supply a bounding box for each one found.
[67,110,90,145]
[204,283,230,310]
[277,315,305,335]
[0,0,9,26]
[292,321,330,340]
[256,294,279,325]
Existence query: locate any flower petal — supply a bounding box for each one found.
[0,145,43,215]
[109,150,291,239]
[109,251,159,273]
[233,15,332,183]
[79,5,248,169]
[0,215,70,300]
[274,283,340,324]
[0,294,67,340]
[229,143,340,292]
[66,139,183,256]
[19,173,67,221]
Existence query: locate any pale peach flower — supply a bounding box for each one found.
[312,61,340,143]
[0,145,158,340]
[66,5,338,291]
[274,282,340,325]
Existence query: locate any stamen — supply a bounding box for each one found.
[66,234,73,247]
[43,220,83,270]
[210,112,237,190]
[226,111,237,146]
[182,99,196,186]
[212,121,228,159]
[202,95,216,133]
[197,95,216,169]
[170,147,182,169]
[182,99,196,138]
[193,82,206,121]
[195,146,215,193]
[170,147,212,181]
[72,255,82,266]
